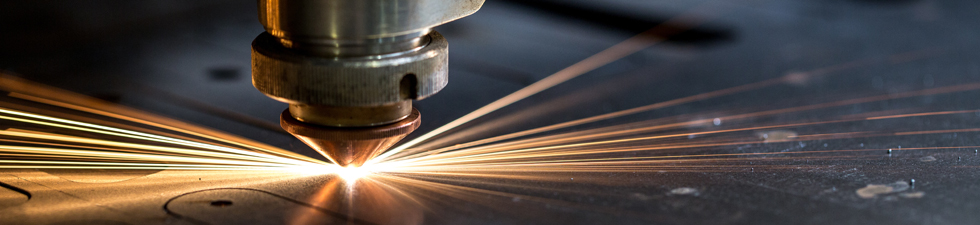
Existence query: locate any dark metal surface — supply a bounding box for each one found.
[1,0,980,224]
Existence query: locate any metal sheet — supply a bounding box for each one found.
[1,0,979,224]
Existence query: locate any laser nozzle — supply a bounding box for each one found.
[280,108,420,167]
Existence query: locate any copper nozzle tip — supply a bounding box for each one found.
[280,108,420,167]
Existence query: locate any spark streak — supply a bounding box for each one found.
[372,1,727,164]
[1,5,976,222]
[364,76,980,190]
[0,74,329,172]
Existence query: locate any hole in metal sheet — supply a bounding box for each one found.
[210,200,233,207]
[0,181,29,210]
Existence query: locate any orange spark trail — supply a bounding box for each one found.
[372,2,727,164]
[385,48,951,162]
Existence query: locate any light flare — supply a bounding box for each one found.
[335,166,373,182]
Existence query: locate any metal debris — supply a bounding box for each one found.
[856,181,910,199]
[670,187,699,196]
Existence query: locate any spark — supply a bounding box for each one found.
[371,1,727,164]
[378,46,952,164]
[362,67,979,186]
[865,109,980,120]
[0,74,328,173]
[0,4,975,221]
[315,44,979,218]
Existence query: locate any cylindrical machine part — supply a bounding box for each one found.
[257,0,483,54]
[287,101,412,127]
[253,0,483,127]
[251,0,484,166]
[252,31,448,126]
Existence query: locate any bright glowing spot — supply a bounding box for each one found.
[335,166,372,181]
[283,164,376,182]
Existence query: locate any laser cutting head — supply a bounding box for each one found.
[250,0,484,166]
[280,108,420,167]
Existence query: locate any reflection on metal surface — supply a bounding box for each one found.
[38,169,164,183]
[292,177,424,225]
[856,181,911,199]
[0,169,327,224]
[167,188,352,225]
[757,130,798,143]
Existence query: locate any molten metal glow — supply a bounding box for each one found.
[335,166,372,182]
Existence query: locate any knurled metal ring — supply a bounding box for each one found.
[252,31,449,107]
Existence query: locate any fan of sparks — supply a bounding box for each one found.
[0,1,977,184]
[0,75,330,172]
